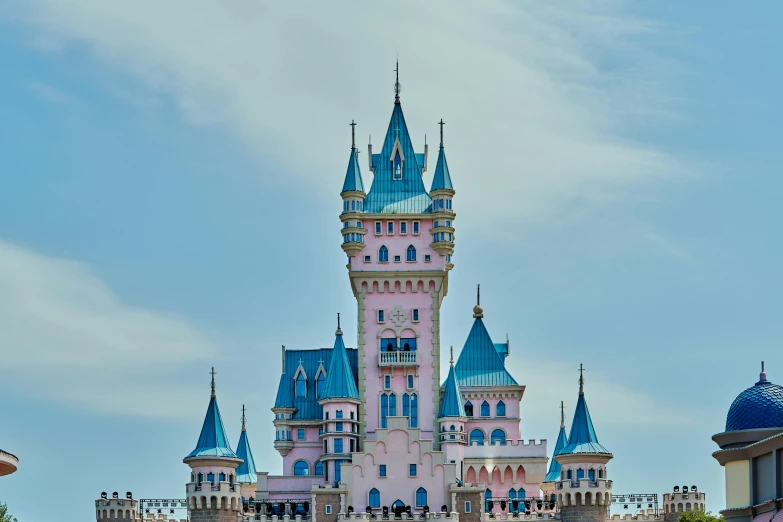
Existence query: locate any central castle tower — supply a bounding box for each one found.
[339,64,456,443]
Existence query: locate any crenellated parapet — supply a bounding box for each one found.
[186,479,243,511]
[463,439,547,456]
[338,512,458,521]
[481,514,559,521]
[95,495,138,521]
[555,478,613,508]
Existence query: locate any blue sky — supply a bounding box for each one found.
[1,2,782,520]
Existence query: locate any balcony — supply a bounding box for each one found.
[379,351,418,367]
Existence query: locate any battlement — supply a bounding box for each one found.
[481,514,559,521]
[609,515,665,521]
[338,512,458,521]
[463,439,548,459]
[96,495,138,521]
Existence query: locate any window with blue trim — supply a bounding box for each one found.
[298,428,305,440]
[334,439,343,453]
[485,490,492,512]
[403,393,410,417]
[296,373,306,398]
[465,502,471,513]
[577,468,584,480]
[369,488,381,508]
[410,393,418,428]
[336,410,343,419]
[382,338,397,351]
[409,464,417,476]
[389,393,397,416]
[406,245,416,262]
[496,401,506,417]
[387,221,394,234]
[469,429,485,445]
[508,489,516,501]
[336,422,343,432]
[413,221,420,234]
[381,394,389,428]
[393,156,402,180]
[424,255,431,262]
[375,222,382,234]
[384,375,391,389]
[219,472,226,482]
[207,472,215,484]
[480,401,490,417]
[589,469,595,481]
[416,488,427,507]
[412,309,419,321]
[315,461,324,476]
[401,222,407,234]
[401,338,416,351]
[517,488,526,500]
[293,461,309,476]
[379,246,388,263]
[464,401,473,416]
[316,372,325,398]
[335,459,343,482]
[490,429,506,445]
[407,375,414,388]
[364,255,371,263]
[378,310,385,322]
[379,465,387,477]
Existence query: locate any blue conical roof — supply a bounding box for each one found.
[186,393,238,459]
[560,385,610,455]
[364,103,432,214]
[430,144,453,191]
[274,372,294,409]
[342,147,365,193]
[439,361,466,418]
[543,425,569,483]
[455,318,518,387]
[236,420,257,484]
[320,328,359,400]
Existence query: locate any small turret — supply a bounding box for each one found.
[438,347,467,457]
[341,120,367,259]
[429,119,455,266]
[272,346,296,457]
[541,401,570,499]
[236,405,258,499]
[183,368,243,522]
[95,492,138,522]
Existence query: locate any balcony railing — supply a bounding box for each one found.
[379,351,417,366]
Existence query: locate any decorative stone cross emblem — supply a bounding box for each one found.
[390,306,407,327]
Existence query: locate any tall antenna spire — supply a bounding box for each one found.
[241,405,247,431]
[281,346,286,374]
[477,284,480,306]
[578,363,585,395]
[439,119,445,146]
[336,312,342,336]
[450,345,454,365]
[394,60,401,104]
[560,401,565,428]
[473,284,484,318]
[350,120,356,150]
[210,367,216,398]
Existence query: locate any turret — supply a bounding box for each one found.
[272,346,295,457]
[318,314,361,485]
[235,406,258,499]
[340,120,367,258]
[438,347,467,461]
[429,119,455,267]
[95,492,137,522]
[541,401,569,500]
[183,368,243,521]
[554,365,613,522]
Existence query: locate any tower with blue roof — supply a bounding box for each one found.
[542,402,570,498]
[437,347,468,463]
[235,405,258,499]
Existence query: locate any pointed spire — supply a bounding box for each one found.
[450,345,454,365]
[342,122,365,193]
[472,284,483,318]
[561,401,565,429]
[579,363,585,395]
[241,404,247,431]
[185,369,239,460]
[544,402,570,483]
[336,312,342,336]
[439,355,466,418]
[560,366,610,455]
[430,119,454,192]
[394,60,401,104]
[320,324,359,401]
[236,407,257,484]
[455,310,517,387]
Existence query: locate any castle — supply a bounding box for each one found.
[91,70,723,522]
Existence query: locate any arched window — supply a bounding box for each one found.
[296,373,306,398]
[198,473,204,483]
[392,500,405,510]
[389,393,397,416]
[496,401,506,417]
[469,429,485,445]
[480,401,490,417]
[403,394,410,417]
[381,394,389,428]
[379,246,389,263]
[567,469,573,480]
[464,401,473,416]
[293,461,309,476]
[677,504,683,512]
[207,472,215,484]
[316,372,326,398]
[588,469,595,481]
[508,489,516,500]
[369,488,380,508]
[598,469,604,479]
[314,461,324,476]
[490,429,506,445]
[407,245,416,262]
[410,393,418,428]
[449,425,455,431]
[416,488,427,507]
[576,468,584,480]
[485,489,492,512]
[218,472,226,482]
[517,488,526,500]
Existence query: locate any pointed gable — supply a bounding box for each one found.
[438,363,466,418]
[186,395,238,459]
[236,429,257,484]
[320,330,359,400]
[342,148,365,193]
[430,144,453,191]
[455,318,518,387]
[560,393,610,455]
[364,103,432,214]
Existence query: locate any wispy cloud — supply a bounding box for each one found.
[4,0,691,232]
[0,240,219,418]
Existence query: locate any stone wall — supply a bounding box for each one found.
[560,505,609,522]
[455,491,482,522]
[189,508,240,522]
[313,492,341,522]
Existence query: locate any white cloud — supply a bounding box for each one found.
[0,240,219,418]
[4,0,689,231]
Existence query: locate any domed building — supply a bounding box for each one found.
[712,363,783,522]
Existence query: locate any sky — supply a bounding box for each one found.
[1,1,782,520]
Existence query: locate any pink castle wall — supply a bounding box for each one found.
[282,426,324,476]
[352,218,446,272]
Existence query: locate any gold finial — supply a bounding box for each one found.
[241,405,247,431]
[578,364,585,395]
[560,401,565,428]
[210,367,216,398]
[473,284,484,318]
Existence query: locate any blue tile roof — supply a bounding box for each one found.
[430,144,453,191]
[364,103,432,214]
[455,318,518,387]
[726,371,783,432]
[274,347,359,420]
[320,329,360,400]
[235,425,257,484]
[274,372,293,409]
[342,147,365,193]
[560,390,610,456]
[543,425,569,483]
[186,394,239,459]
[438,361,466,418]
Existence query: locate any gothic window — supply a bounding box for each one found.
[314,461,324,476]
[379,246,389,263]
[219,472,226,482]
[294,461,309,476]
[403,394,410,417]
[296,373,306,398]
[576,468,584,480]
[389,393,397,416]
[517,488,526,500]
[490,429,506,445]
[198,473,204,483]
[588,469,595,481]
[316,372,326,398]
[480,401,490,417]
[393,155,402,180]
[485,490,492,512]
[406,245,416,262]
[450,425,455,431]
[496,401,506,417]
[416,488,427,508]
[369,489,381,508]
[598,468,604,479]
[469,429,485,446]
[410,393,418,428]
[207,472,215,484]
[567,469,572,480]
[381,394,389,428]
[464,401,473,416]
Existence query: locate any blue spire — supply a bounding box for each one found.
[560,365,610,455]
[342,121,365,193]
[235,406,257,484]
[439,348,466,418]
[185,368,239,459]
[320,315,359,400]
[544,402,570,483]
[430,120,453,191]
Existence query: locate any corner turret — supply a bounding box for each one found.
[541,401,569,499]
[340,120,367,259]
[438,347,468,461]
[236,405,258,499]
[272,346,296,457]
[429,119,456,267]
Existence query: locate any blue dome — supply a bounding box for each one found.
[725,373,783,432]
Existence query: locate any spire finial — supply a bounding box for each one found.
[350,120,356,150]
[241,405,247,431]
[450,345,454,365]
[439,119,445,147]
[281,345,286,374]
[210,367,216,398]
[560,401,565,428]
[578,364,585,395]
[394,61,401,104]
[336,312,342,336]
[760,361,767,382]
[473,284,484,318]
